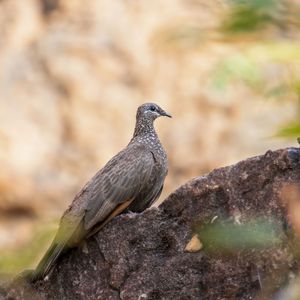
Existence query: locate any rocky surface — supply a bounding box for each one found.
[2,147,300,299]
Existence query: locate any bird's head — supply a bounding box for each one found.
[137,103,172,121]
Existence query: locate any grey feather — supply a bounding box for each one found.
[84,144,155,230]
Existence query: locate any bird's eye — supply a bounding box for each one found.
[150,106,156,112]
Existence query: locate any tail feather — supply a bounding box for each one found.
[30,218,85,282]
[30,241,67,282]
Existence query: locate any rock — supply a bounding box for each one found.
[185,234,203,253]
[2,148,300,299]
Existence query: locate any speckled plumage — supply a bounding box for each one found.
[30,103,171,281]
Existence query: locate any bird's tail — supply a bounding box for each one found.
[29,219,85,282]
[29,240,67,282]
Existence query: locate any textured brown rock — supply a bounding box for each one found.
[2,147,300,299]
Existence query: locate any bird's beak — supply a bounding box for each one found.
[160,111,172,118]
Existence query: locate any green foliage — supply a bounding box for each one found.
[212,54,261,90]
[212,41,300,88]
[222,0,281,33]
[0,224,56,275]
[275,123,300,138]
[196,218,281,254]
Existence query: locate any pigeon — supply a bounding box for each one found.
[30,102,171,281]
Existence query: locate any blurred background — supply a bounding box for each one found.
[0,0,300,274]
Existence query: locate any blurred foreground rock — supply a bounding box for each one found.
[2,147,300,300]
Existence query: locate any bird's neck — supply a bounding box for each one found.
[131,118,165,157]
[132,118,157,139]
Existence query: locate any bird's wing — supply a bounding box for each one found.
[31,145,155,281]
[84,144,155,230]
